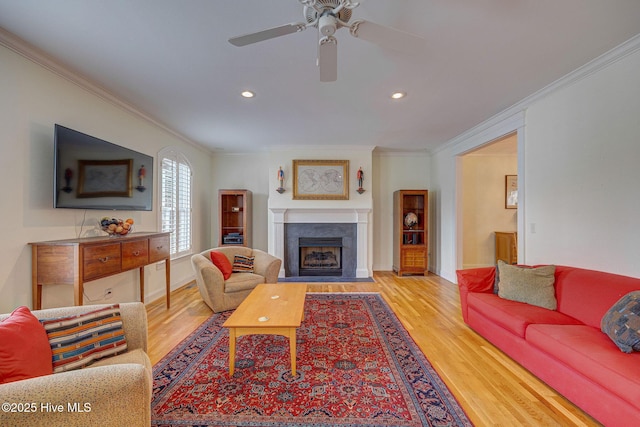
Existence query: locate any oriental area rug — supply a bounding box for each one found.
[152,293,472,427]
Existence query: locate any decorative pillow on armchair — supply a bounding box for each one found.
[497,260,557,310]
[601,291,640,353]
[210,250,233,280]
[232,255,255,273]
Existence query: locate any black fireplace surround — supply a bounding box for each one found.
[284,223,357,278]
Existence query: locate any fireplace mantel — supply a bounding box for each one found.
[269,208,371,278]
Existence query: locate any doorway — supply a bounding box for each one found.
[459,133,518,269]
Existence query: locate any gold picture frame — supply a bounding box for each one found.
[293,159,349,200]
[505,175,518,209]
[77,159,133,198]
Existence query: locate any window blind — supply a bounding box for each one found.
[160,151,192,258]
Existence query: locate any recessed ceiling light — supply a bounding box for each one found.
[241,90,255,98]
[391,91,406,100]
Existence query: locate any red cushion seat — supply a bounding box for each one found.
[527,324,640,406]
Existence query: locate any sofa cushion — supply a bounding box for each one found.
[225,272,265,293]
[468,293,581,338]
[232,254,255,273]
[601,291,640,353]
[497,261,557,310]
[0,306,53,384]
[41,304,128,373]
[554,266,640,328]
[210,250,233,280]
[526,324,640,404]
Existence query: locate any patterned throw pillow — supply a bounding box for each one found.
[232,255,255,273]
[497,260,557,310]
[601,291,640,353]
[41,304,128,373]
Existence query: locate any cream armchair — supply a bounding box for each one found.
[191,247,282,312]
[0,302,152,427]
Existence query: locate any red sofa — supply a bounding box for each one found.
[457,265,640,426]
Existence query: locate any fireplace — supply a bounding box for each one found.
[284,223,356,278]
[269,208,371,279]
[299,237,342,276]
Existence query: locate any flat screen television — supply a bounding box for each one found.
[54,124,153,211]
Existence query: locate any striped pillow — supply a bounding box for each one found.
[41,304,128,373]
[232,255,255,273]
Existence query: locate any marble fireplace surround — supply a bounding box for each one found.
[269,208,371,279]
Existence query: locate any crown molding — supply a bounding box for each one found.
[0,27,206,152]
[434,33,640,155]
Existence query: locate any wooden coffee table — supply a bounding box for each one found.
[223,283,307,376]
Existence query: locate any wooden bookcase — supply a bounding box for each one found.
[393,190,428,276]
[218,189,252,247]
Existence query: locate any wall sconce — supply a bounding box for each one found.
[356,167,365,194]
[276,166,285,194]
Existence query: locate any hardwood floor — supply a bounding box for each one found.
[146,271,601,426]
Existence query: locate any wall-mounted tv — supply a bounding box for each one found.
[54,124,153,211]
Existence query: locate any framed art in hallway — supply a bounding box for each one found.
[292,159,349,200]
[505,174,518,209]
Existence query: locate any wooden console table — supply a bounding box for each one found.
[30,232,171,310]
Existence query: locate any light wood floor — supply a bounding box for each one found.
[146,271,601,427]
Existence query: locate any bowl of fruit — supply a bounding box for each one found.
[100,217,134,236]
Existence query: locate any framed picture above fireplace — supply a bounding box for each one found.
[293,159,349,200]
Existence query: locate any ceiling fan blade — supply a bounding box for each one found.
[229,22,307,47]
[349,20,425,54]
[318,36,338,82]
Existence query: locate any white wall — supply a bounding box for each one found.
[524,46,640,276]
[0,44,213,312]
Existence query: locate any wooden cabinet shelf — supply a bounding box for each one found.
[495,231,517,264]
[393,190,429,276]
[30,232,171,310]
[218,189,252,247]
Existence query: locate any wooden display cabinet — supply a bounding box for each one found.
[495,231,517,264]
[218,189,252,247]
[393,190,428,276]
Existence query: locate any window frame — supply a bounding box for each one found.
[158,147,193,260]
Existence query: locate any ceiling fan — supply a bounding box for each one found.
[228,0,425,82]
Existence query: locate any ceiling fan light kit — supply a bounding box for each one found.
[228,0,424,82]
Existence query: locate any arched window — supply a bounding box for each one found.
[159,148,192,258]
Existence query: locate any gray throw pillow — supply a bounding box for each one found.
[601,291,640,353]
[497,260,557,310]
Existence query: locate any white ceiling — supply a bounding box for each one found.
[1,0,640,154]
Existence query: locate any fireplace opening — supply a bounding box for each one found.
[299,237,342,276]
